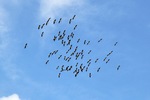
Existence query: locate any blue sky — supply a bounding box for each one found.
[0,0,150,100]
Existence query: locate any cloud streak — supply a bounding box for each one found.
[0,1,22,80]
[39,0,85,19]
[0,94,21,100]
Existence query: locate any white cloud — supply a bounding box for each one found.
[0,94,21,100]
[0,2,21,80]
[39,0,85,19]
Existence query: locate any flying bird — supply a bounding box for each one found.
[103,57,107,61]
[46,17,51,25]
[98,38,102,42]
[97,67,101,72]
[58,55,62,59]
[87,41,90,45]
[38,25,40,29]
[41,32,44,37]
[24,43,28,49]
[88,50,92,54]
[58,18,62,23]
[106,59,110,63]
[74,25,77,30]
[69,19,72,24]
[84,40,86,44]
[72,15,76,20]
[58,73,61,78]
[48,53,52,58]
[45,60,49,64]
[117,65,120,70]
[53,19,56,24]
[114,42,118,46]
[56,66,59,70]
[53,36,57,41]
[41,23,45,29]
[77,38,80,43]
[95,58,99,63]
[89,73,92,78]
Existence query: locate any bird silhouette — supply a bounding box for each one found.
[95,58,99,63]
[97,67,101,72]
[114,42,118,46]
[53,19,56,24]
[106,59,110,63]
[58,73,61,78]
[45,60,49,64]
[56,66,59,70]
[89,73,91,78]
[117,65,120,70]
[69,19,72,24]
[74,25,77,30]
[72,15,76,20]
[87,41,90,45]
[84,40,86,44]
[98,38,102,42]
[88,50,92,54]
[58,18,62,23]
[103,57,107,61]
[41,23,45,29]
[41,32,44,37]
[38,25,40,29]
[24,43,28,49]
[46,17,51,25]
[77,38,80,43]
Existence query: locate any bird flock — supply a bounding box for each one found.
[24,15,121,78]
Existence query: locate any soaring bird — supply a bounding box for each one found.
[95,58,99,63]
[70,45,72,49]
[110,51,113,54]
[58,55,62,59]
[69,19,72,24]
[48,53,52,58]
[89,73,91,78]
[53,19,56,24]
[88,62,91,67]
[98,38,102,42]
[53,36,57,41]
[74,25,77,30]
[106,59,110,63]
[58,73,61,78]
[76,62,78,67]
[41,32,44,37]
[87,59,91,63]
[114,42,118,46]
[69,66,72,71]
[56,66,59,70]
[38,25,40,29]
[24,43,28,49]
[103,57,107,61]
[117,65,120,70]
[97,67,101,72]
[72,15,76,20]
[87,41,90,45]
[45,60,49,64]
[88,50,92,54]
[77,38,80,43]
[41,23,45,29]
[81,55,84,59]
[58,18,62,23]
[84,40,86,44]
[46,17,51,25]
[58,31,61,36]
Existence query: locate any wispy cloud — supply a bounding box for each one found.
[0,94,21,100]
[0,2,22,80]
[39,0,85,19]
